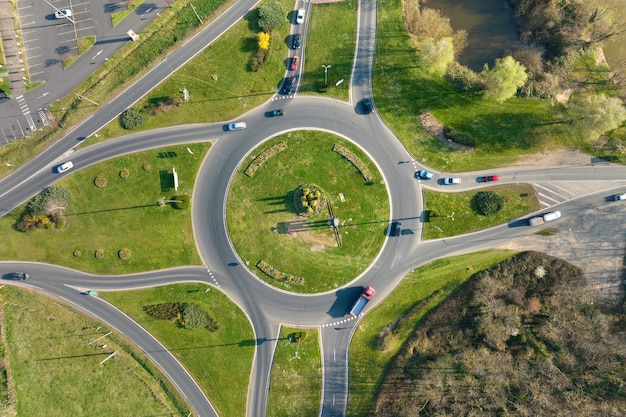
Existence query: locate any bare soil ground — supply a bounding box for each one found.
[500,200,625,300]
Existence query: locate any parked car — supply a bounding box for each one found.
[296,8,305,24]
[55,9,72,19]
[268,109,284,117]
[3,272,28,280]
[290,56,300,71]
[227,122,246,131]
[390,221,402,236]
[280,77,294,95]
[443,177,461,185]
[56,161,73,173]
[415,170,433,180]
[613,193,626,201]
[291,34,301,49]
[362,98,373,113]
[481,175,500,182]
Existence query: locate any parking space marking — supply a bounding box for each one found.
[542,182,576,198]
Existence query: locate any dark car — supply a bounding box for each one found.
[280,77,294,95]
[390,221,402,236]
[291,34,301,49]
[3,272,28,280]
[268,109,285,117]
[362,98,373,113]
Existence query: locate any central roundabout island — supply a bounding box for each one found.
[226,131,390,293]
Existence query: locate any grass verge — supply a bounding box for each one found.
[63,35,98,68]
[0,142,209,274]
[346,249,517,416]
[101,283,254,417]
[298,0,357,100]
[226,131,389,293]
[421,183,540,239]
[1,286,190,416]
[111,0,145,27]
[266,327,321,416]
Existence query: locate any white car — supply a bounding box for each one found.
[613,193,626,201]
[296,8,305,24]
[227,122,246,131]
[443,177,461,185]
[55,9,72,19]
[56,161,73,173]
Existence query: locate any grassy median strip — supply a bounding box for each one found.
[346,249,516,416]
[0,142,208,274]
[226,131,389,293]
[421,183,540,239]
[101,283,254,417]
[1,286,189,416]
[266,327,322,416]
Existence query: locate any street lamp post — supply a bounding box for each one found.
[322,64,331,87]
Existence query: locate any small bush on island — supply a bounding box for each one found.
[119,108,145,130]
[474,191,505,215]
[293,184,325,216]
[172,195,190,210]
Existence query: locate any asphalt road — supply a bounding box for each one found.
[2,0,626,416]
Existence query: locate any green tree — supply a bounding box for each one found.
[482,56,528,102]
[474,191,505,216]
[182,303,207,329]
[119,108,146,130]
[419,37,455,77]
[566,94,626,142]
[28,186,72,216]
[258,2,285,32]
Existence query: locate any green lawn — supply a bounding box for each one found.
[2,286,189,416]
[266,327,321,416]
[346,250,517,416]
[421,183,540,239]
[101,283,254,417]
[0,143,209,274]
[373,0,574,172]
[299,0,357,99]
[226,131,389,293]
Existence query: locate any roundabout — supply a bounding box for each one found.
[226,131,389,293]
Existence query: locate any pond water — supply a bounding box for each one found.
[422,0,519,71]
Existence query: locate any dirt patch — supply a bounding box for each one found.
[499,204,626,300]
[419,111,474,152]
[513,149,595,166]
[286,222,336,251]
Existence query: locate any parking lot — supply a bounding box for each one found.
[17,0,112,83]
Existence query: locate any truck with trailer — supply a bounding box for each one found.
[350,286,376,317]
[529,211,561,226]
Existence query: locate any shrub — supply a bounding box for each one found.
[256,260,304,286]
[443,126,476,148]
[56,217,65,228]
[332,143,373,181]
[446,61,483,92]
[119,108,145,129]
[73,250,81,257]
[245,142,287,176]
[258,32,270,51]
[142,162,151,171]
[474,191,505,215]
[118,248,131,260]
[251,49,269,72]
[182,303,207,329]
[95,249,104,259]
[143,302,185,320]
[94,176,107,187]
[28,186,72,216]
[293,184,325,216]
[258,2,285,32]
[119,169,129,179]
[172,195,190,209]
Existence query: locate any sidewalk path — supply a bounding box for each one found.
[0,0,24,97]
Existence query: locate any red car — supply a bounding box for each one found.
[482,175,500,182]
[290,56,300,71]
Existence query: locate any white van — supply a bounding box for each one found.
[227,122,246,131]
[543,211,561,222]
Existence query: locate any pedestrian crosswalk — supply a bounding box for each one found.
[38,108,50,127]
[534,181,626,208]
[15,95,36,132]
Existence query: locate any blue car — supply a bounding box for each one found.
[415,170,433,179]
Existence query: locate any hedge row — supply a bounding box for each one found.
[244,142,287,177]
[332,143,373,181]
[256,260,304,286]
